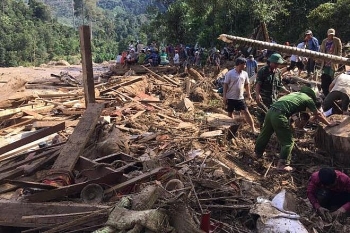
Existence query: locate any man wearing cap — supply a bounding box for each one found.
[254,86,337,172]
[307,167,350,221]
[246,55,258,83]
[304,30,320,78]
[320,28,342,96]
[255,53,290,125]
[223,58,258,134]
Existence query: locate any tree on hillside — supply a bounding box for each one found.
[28,0,51,21]
[308,0,350,43]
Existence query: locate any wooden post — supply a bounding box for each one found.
[79,25,95,106]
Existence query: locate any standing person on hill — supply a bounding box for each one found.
[286,41,307,76]
[255,53,290,126]
[223,58,258,134]
[246,54,258,83]
[304,30,320,78]
[173,50,180,66]
[254,86,337,172]
[320,28,342,96]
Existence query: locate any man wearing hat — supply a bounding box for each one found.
[254,86,337,172]
[320,28,342,96]
[304,30,320,78]
[223,57,258,133]
[255,53,290,125]
[307,167,350,221]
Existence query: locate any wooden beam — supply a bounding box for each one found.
[0,118,34,134]
[0,141,65,164]
[22,109,44,120]
[52,103,104,173]
[104,167,164,196]
[99,77,144,95]
[0,122,65,155]
[0,149,59,174]
[79,25,95,106]
[33,121,65,129]
[0,199,109,228]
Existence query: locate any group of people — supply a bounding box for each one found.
[116,41,206,68]
[222,27,350,221]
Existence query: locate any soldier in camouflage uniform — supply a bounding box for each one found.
[255,53,290,125]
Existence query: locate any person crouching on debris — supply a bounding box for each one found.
[254,86,338,172]
[322,73,350,116]
[223,57,258,134]
[307,167,350,222]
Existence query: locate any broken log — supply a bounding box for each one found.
[188,68,204,81]
[218,34,350,65]
[314,117,350,165]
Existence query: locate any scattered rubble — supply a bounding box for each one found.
[0,62,349,233]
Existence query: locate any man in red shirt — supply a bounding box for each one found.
[307,167,350,221]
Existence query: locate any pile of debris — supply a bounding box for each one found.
[0,63,348,233]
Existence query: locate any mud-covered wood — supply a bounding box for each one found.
[314,117,350,165]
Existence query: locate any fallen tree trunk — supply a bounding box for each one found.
[218,34,350,65]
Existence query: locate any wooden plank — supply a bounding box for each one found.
[141,65,179,86]
[130,110,146,120]
[0,141,64,164]
[24,171,123,202]
[0,149,59,174]
[100,77,144,95]
[52,103,104,172]
[33,121,65,129]
[0,199,109,228]
[0,108,21,121]
[79,25,96,106]
[5,180,57,190]
[157,113,182,123]
[0,167,24,184]
[0,122,65,155]
[22,109,44,120]
[200,130,223,138]
[104,167,164,196]
[0,118,34,134]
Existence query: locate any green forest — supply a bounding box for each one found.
[0,0,349,67]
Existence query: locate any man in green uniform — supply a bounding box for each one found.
[254,86,338,172]
[255,53,290,125]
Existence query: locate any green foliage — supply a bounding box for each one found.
[0,0,79,67]
[308,0,350,42]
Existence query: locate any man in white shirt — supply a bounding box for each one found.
[323,73,350,115]
[286,41,307,76]
[173,50,180,66]
[223,57,258,133]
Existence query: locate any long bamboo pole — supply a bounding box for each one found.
[218,34,350,66]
